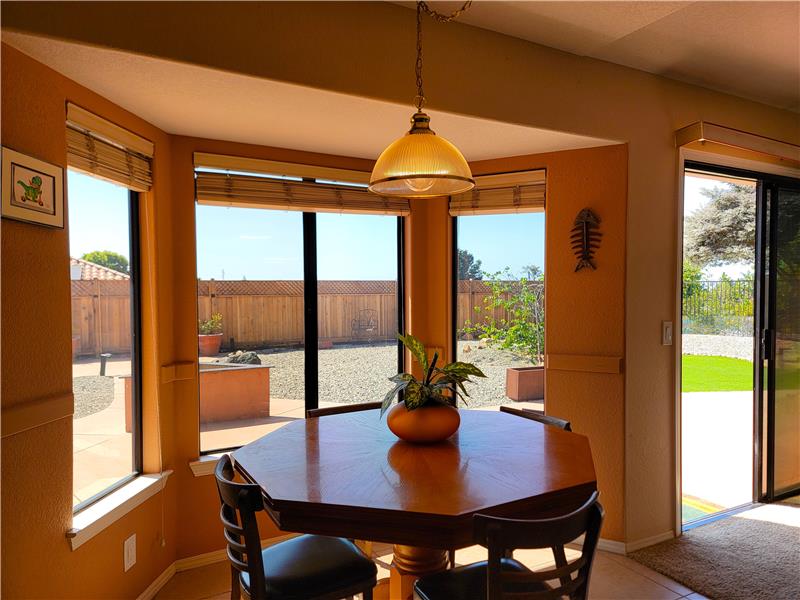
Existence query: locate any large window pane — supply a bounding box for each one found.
[455,213,545,409]
[316,213,400,406]
[196,205,304,452]
[69,170,139,508]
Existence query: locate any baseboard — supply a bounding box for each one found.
[138,534,300,599]
[597,537,627,554]
[568,532,672,555]
[624,530,674,553]
[174,548,228,572]
[136,564,176,600]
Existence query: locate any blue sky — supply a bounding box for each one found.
[68,170,131,259]
[68,168,544,281]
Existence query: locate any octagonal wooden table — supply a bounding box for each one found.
[232,409,596,600]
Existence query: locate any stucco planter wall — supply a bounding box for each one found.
[123,362,270,431]
[506,366,544,401]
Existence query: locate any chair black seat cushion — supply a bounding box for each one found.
[414,558,549,600]
[241,535,377,600]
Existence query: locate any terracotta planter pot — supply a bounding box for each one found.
[386,402,460,443]
[506,366,544,401]
[198,333,223,356]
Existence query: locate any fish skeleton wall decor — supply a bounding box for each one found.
[571,208,601,272]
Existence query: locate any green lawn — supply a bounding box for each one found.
[682,355,753,392]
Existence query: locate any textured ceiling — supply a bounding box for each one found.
[1,32,616,161]
[406,1,800,111]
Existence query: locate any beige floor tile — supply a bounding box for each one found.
[587,553,683,600]
[603,552,694,596]
[155,561,231,599]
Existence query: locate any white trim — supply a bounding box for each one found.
[624,530,675,553]
[568,531,673,555]
[67,471,172,550]
[136,534,300,600]
[675,150,687,539]
[681,147,800,180]
[136,563,175,600]
[189,453,225,477]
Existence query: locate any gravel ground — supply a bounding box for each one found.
[682,334,754,361]
[249,340,535,408]
[73,376,115,419]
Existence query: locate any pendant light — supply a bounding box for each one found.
[369,1,475,198]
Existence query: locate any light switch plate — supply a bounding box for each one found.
[124,534,136,572]
[662,321,673,346]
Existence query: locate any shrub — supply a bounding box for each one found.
[199,313,223,335]
[462,268,544,364]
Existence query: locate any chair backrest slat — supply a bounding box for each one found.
[306,401,382,418]
[475,492,604,600]
[215,455,268,600]
[499,406,572,432]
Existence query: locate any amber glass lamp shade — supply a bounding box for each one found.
[369,112,475,198]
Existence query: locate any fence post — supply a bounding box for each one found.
[93,278,102,357]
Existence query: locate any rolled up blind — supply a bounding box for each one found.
[449,170,546,216]
[195,170,410,216]
[66,103,154,192]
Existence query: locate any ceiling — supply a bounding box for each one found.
[2,32,616,161]
[403,1,800,112]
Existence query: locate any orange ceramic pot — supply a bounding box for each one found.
[198,333,223,356]
[386,402,461,443]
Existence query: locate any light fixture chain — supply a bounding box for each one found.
[414,1,472,111]
[415,2,425,110]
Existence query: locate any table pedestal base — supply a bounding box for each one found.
[373,545,448,600]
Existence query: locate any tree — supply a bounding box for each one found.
[522,264,543,281]
[458,249,483,280]
[82,250,129,274]
[684,183,755,267]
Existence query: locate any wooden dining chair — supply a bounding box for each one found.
[214,455,377,600]
[305,401,383,419]
[413,491,604,600]
[499,405,572,432]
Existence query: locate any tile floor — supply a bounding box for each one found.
[155,541,707,600]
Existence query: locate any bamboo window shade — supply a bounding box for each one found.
[449,170,546,215]
[194,170,410,216]
[66,103,154,192]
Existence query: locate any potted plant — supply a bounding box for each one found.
[463,269,545,401]
[198,313,224,356]
[381,333,486,443]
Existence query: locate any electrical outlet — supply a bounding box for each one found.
[124,534,136,572]
[662,321,673,346]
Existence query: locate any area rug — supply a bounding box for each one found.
[630,503,800,600]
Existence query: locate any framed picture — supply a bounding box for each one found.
[2,147,64,228]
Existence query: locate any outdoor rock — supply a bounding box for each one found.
[227,351,262,365]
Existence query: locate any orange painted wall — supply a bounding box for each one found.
[1,44,178,598]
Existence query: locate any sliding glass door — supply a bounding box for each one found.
[764,183,800,499]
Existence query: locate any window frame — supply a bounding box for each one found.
[198,208,406,454]
[73,188,143,515]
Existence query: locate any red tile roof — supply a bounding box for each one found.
[70,257,130,280]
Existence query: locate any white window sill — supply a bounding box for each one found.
[66,470,172,551]
[189,454,225,477]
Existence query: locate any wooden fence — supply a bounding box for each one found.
[71,280,133,356]
[71,279,544,355]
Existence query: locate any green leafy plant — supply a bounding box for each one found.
[381,333,487,417]
[462,268,545,364]
[199,313,223,335]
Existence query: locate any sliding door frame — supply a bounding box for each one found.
[675,149,800,534]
